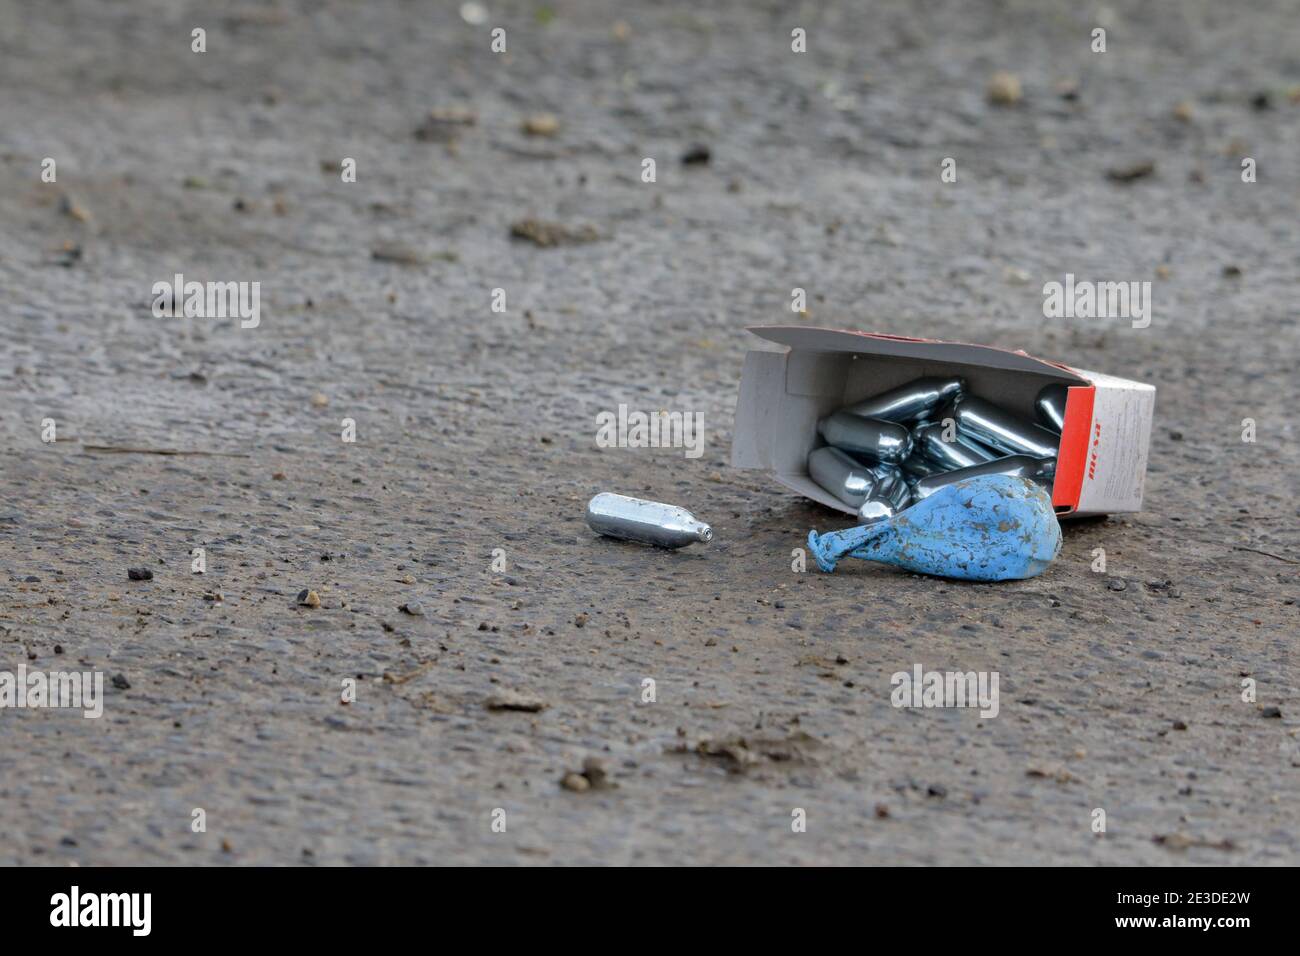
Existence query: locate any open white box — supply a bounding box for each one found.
[731,326,1156,518]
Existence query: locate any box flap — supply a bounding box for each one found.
[730,350,786,470]
[774,472,858,515]
[749,326,1089,382]
[731,349,849,475]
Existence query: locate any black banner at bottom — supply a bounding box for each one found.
[0,866,1283,942]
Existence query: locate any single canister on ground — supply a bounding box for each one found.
[943,395,1060,459]
[842,376,966,423]
[913,422,999,470]
[911,455,1056,501]
[1035,383,1070,433]
[818,411,912,463]
[808,446,879,507]
[585,493,712,549]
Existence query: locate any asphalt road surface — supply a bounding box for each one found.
[1,0,1297,865]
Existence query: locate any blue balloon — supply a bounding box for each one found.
[807,474,1061,581]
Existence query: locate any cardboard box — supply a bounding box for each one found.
[731,326,1155,518]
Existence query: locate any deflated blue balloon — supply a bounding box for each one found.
[807,474,1061,581]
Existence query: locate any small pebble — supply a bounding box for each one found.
[1107,159,1156,182]
[485,690,547,713]
[510,218,600,247]
[371,241,428,266]
[522,113,560,136]
[987,71,1022,105]
[59,193,91,222]
[561,772,590,792]
[681,144,711,165]
[413,107,477,142]
[581,757,609,788]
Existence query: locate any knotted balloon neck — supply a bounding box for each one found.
[807,525,893,573]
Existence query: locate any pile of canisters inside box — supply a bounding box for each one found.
[808,378,1068,524]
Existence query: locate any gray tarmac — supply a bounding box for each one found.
[0,0,1297,865]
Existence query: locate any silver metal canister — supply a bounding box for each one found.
[818,411,912,463]
[900,454,944,481]
[910,455,1057,501]
[943,396,1060,459]
[913,422,999,470]
[585,493,713,549]
[857,463,909,515]
[857,497,898,525]
[808,446,879,507]
[869,463,913,510]
[855,462,912,522]
[1035,383,1070,433]
[842,376,966,423]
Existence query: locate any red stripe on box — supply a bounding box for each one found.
[1053,385,1094,511]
